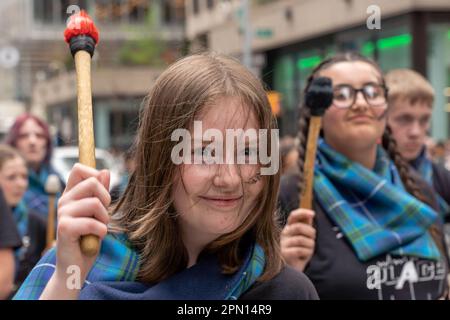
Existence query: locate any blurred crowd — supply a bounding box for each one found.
[0,113,132,299]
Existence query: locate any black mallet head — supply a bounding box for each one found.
[305,77,333,116]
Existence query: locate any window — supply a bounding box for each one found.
[34,0,87,24]
[94,0,149,24]
[193,0,200,15]
[33,0,55,24]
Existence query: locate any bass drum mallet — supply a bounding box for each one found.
[299,77,333,209]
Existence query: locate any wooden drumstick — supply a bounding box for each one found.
[45,174,62,250]
[299,77,333,209]
[64,11,100,257]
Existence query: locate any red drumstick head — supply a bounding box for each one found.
[64,10,99,57]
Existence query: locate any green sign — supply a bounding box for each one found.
[256,28,273,38]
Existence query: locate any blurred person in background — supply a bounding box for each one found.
[0,145,46,296]
[386,69,450,220]
[4,114,65,219]
[0,187,21,299]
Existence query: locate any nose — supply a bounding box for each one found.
[213,164,241,190]
[408,120,422,137]
[27,133,37,144]
[351,91,369,110]
[19,177,28,189]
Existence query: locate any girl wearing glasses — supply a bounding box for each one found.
[279,52,449,300]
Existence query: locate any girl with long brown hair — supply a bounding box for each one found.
[15,52,318,300]
[279,52,449,300]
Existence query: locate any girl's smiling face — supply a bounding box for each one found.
[172,96,264,247]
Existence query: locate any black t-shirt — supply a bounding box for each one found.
[279,173,449,300]
[0,188,21,249]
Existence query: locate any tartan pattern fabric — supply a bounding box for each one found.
[12,201,28,263]
[226,243,265,300]
[24,165,63,218]
[410,148,450,219]
[13,233,139,300]
[314,139,440,262]
[12,201,28,241]
[14,231,264,300]
[411,148,433,185]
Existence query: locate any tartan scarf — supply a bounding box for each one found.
[314,139,440,262]
[12,201,28,263]
[410,147,450,218]
[23,164,62,218]
[78,239,265,300]
[14,233,264,300]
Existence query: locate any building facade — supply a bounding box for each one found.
[186,0,450,139]
[0,0,185,150]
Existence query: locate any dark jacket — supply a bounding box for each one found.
[431,162,450,221]
[0,188,21,249]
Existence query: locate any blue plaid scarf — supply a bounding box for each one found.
[23,165,62,218]
[314,140,440,262]
[410,147,450,219]
[12,201,28,265]
[78,240,265,300]
[14,233,264,300]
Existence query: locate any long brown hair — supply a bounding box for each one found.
[296,52,445,255]
[110,52,282,283]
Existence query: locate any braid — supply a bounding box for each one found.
[296,102,310,197]
[382,126,446,257]
[382,126,429,204]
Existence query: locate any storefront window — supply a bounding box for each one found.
[376,32,412,71]
[273,54,296,135]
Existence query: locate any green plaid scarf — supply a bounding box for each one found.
[314,139,440,262]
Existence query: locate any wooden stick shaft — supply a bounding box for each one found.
[299,116,322,209]
[75,51,96,168]
[46,196,55,249]
[75,50,99,257]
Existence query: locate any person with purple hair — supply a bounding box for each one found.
[4,114,65,219]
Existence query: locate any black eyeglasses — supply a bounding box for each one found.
[332,83,388,109]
